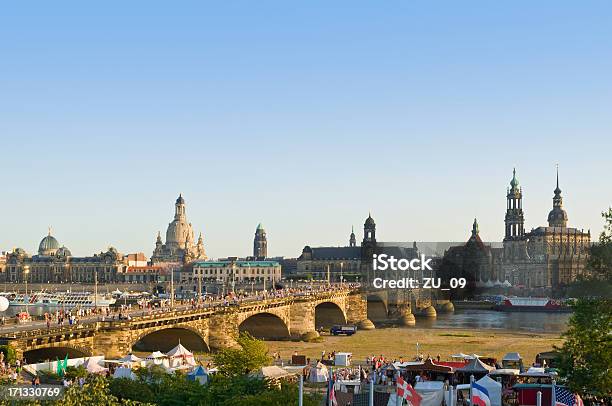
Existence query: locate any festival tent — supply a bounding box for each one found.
[251,365,295,380]
[166,342,196,367]
[118,354,143,367]
[457,358,495,374]
[502,280,512,287]
[476,375,502,406]
[308,362,329,383]
[83,358,108,374]
[145,351,169,367]
[415,381,445,406]
[484,280,495,288]
[113,366,137,380]
[187,366,209,385]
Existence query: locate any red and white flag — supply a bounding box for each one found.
[397,376,422,406]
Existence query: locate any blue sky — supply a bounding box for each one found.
[1,1,611,258]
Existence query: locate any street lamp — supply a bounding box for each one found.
[23,265,30,317]
[340,262,344,286]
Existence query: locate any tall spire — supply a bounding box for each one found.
[472,218,479,236]
[548,164,568,227]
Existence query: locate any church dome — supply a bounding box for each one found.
[166,219,194,246]
[509,168,519,189]
[39,233,60,256]
[548,207,568,227]
[56,246,72,257]
[365,214,376,227]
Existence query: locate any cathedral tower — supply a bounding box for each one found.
[253,223,268,258]
[547,166,568,228]
[349,226,356,247]
[504,168,525,240]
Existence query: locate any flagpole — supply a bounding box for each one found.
[551,379,556,406]
[298,373,303,406]
[396,370,401,406]
[369,375,374,406]
[470,375,474,406]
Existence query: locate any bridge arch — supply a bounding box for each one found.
[314,302,347,329]
[239,313,290,340]
[132,326,209,353]
[24,345,92,364]
[367,294,389,322]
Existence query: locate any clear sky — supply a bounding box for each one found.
[1,1,611,259]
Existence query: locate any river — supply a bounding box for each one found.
[413,309,570,334]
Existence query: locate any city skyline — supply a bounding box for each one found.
[1,167,608,259]
[1,2,611,257]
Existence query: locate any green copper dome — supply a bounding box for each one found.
[510,168,519,188]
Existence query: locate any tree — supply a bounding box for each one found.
[55,375,150,405]
[0,345,16,364]
[557,298,612,397]
[213,332,271,376]
[588,207,612,280]
[568,208,612,298]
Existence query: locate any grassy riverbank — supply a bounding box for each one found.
[263,327,563,364]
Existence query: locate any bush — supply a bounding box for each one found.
[0,345,16,364]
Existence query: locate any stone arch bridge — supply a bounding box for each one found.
[0,290,370,362]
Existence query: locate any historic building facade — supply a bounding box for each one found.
[253,223,267,259]
[185,259,281,285]
[442,168,590,290]
[297,214,421,282]
[499,169,590,288]
[151,194,207,264]
[3,231,128,283]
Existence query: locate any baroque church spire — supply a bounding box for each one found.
[548,165,568,227]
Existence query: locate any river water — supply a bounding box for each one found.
[414,309,570,334]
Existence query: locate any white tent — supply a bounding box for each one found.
[476,375,502,406]
[166,342,196,367]
[113,366,137,380]
[415,381,445,406]
[308,362,329,383]
[118,354,143,367]
[145,351,169,367]
[502,280,512,287]
[251,366,295,380]
[83,358,108,374]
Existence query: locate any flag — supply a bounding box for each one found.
[397,376,422,406]
[57,354,68,377]
[471,382,491,406]
[327,375,337,406]
[554,386,583,406]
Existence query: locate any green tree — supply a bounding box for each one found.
[109,378,156,404]
[0,345,16,364]
[568,208,612,298]
[213,332,271,376]
[557,298,612,397]
[55,375,150,405]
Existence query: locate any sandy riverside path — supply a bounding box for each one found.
[262,327,564,364]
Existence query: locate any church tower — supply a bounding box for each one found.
[253,223,268,258]
[349,226,356,247]
[361,213,377,261]
[504,168,525,240]
[548,166,568,228]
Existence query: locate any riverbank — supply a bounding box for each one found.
[263,327,564,364]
